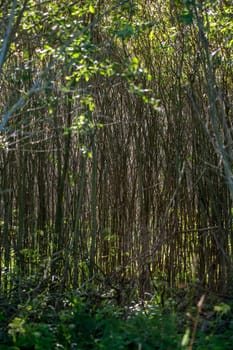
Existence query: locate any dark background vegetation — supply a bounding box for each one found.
[0,0,233,349]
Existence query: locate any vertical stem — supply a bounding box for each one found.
[195,4,233,197]
[17,149,25,270]
[89,131,97,278]
[0,0,17,74]
[73,154,87,288]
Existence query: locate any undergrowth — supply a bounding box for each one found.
[0,291,233,350]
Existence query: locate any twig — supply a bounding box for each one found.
[189,294,205,350]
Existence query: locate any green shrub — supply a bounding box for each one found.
[4,294,233,350]
[8,318,55,350]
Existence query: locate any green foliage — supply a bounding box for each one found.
[58,297,97,348]
[11,322,55,350]
[2,294,233,350]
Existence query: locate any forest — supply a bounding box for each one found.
[0,0,233,349]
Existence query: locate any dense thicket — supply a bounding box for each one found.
[0,0,233,307]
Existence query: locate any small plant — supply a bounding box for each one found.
[8,318,55,350]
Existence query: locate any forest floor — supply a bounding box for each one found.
[1,287,233,350]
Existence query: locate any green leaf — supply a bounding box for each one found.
[181,328,190,347]
[116,24,135,38]
[179,11,193,25]
[214,303,231,315]
[89,4,95,14]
